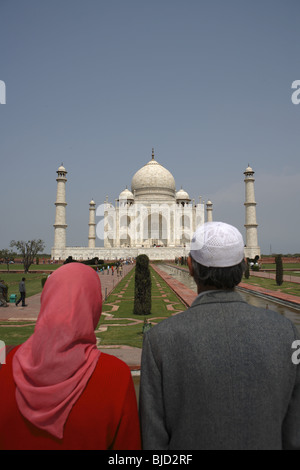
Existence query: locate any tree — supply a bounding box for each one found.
[133,254,152,315]
[63,256,78,265]
[275,254,284,286]
[0,249,16,272]
[10,239,45,273]
[244,259,250,279]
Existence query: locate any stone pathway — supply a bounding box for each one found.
[249,270,300,284]
[151,264,197,307]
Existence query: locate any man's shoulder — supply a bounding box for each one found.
[146,290,299,342]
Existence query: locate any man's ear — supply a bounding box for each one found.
[187,256,194,277]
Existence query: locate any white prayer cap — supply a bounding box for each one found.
[190,222,245,268]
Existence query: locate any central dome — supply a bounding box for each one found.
[131,151,176,202]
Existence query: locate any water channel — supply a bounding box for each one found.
[158,264,300,333]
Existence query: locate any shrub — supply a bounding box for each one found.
[82,257,102,266]
[251,264,260,271]
[244,261,250,279]
[133,254,151,315]
[63,256,78,264]
[275,254,283,286]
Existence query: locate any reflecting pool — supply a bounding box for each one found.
[158,264,300,333]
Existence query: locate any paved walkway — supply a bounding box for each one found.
[250,271,300,284]
[238,282,300,306]
[151,264,197,307]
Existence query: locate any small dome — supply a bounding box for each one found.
[176,188,190,202]
[119,188,134,201]
[89,199,96,205]
[57,163,66,172]
[244,165,254,173]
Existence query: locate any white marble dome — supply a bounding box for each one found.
[131,153,176,202]
[119,187,134,201]
[244,165,254,174]
[176,188,190,202]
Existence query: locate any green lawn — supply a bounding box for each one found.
[260,263,300,270]
[0,322,36,345]
[0,263,60,272]
[242,276,300,297]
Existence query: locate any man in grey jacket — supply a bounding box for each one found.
[16,277,26,307]
[139,222,300,450]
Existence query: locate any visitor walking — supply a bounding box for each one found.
[139,221,300,450]
[0,263,141,450]
[16,278,26,307]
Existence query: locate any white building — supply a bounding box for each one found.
[103,149,205,251]
[51,151,260,261]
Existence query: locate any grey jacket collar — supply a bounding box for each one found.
[190,289,247,309]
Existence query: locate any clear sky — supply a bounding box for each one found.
[1,0,300,255]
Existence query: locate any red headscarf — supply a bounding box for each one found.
[13,263,102,439]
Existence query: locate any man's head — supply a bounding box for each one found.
[188,221,246,291]
[22,277,25,281]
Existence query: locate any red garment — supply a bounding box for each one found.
[13,263,103,438]
[0,346,141,450]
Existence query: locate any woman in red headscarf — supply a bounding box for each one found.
[0,263,141,450]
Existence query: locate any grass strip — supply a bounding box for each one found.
[242,276,300,297]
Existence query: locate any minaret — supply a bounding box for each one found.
[206,200,213,222]
[88,199,96,248]
[244,165,260,259]
[53,164,67,250]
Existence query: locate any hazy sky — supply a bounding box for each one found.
[1,0,300,255]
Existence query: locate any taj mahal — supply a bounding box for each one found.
[51,149,260,261]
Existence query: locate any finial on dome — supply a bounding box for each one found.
[152,148,154,160]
